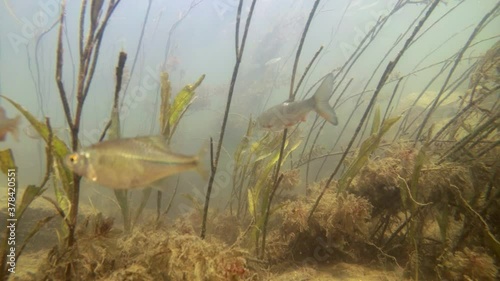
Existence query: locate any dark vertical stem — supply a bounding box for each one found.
[114,52,127,108]
[201,0,258,239]
[382,78,402,123]
[55,0,72,136]
[202,137,215,235]
[79,0,87,59]
[156,190,162,222]
[260,174,283,259]
[289,0,321,100]
[293,45,324,99]
[55,1,123,278]
[275,0,322,189]
[235,0,243,58]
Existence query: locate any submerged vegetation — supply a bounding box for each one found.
[1,0,499,280]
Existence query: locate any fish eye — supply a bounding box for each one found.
[69,154,78,163]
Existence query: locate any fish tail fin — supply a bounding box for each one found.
[313,73,338,126]
[195,142,209,180]
[315,102,338,125]
[11,115,21,141]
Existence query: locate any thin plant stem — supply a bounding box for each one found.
[235,0,243,58]
[438,111,499,164]
[293,45,324,99]
[289,0,321,100]
[260,174,283,259]
[413,1,500,144]
[162,176,180,219]
[200,0,257,239]
[273,0,322,201]
[305,78,352,186]
[120,0,152,106]
[308,0,441,222]
[305,1,407,181]
[55,0,72,136]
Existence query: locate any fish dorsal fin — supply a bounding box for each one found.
[144,136,170,151]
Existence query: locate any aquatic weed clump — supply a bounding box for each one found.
[35,216,253,280]
[172,207,245,246]
[438,247,499,281]
[35,213,121,280]
[265,183,373,263]
[351,145,418,216]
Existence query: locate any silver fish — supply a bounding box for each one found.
[257,73,338,131]
[0,106,20,141]
[65,136,207,189]
[264,57,282,66]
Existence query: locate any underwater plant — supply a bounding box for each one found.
[200,0,258,240]
[1,0,498,280]
[0,127,54,280]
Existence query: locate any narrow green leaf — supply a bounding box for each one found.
[132,187,152,227]
[168,74,205,129]
[0,149,15,175]
[371,106,381,135]
[16,185,46,221]
[114,189,130,232]
[339,115,401,193]
[17,215,56,259]
[160,71,171,137]
[1,95,69,159]
[248,189,256,219]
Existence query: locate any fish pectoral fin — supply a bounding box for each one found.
[87,166,98,181]
[149,179,168,191]
[196,143,209,181]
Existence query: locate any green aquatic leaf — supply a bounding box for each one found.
[371,106,381,136]
[182,193,203,214]
[168,74,205,138]
[248,189,256,219]
[338,115,401,193]
[17,215,55,259]
[132,187,152,227]
[52,157,72,211]
[0,149,15,175]
[17,185,46,221]
[114,189,131,232]
[107,108,121,141]
[406,145,427,210]
[2,96,73,203]
[160,71,172,137]
[1,95,70,158]
[234,118,254,164]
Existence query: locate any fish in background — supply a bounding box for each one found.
[65,136,207,189]
[0,106,20,141]
[23,125,70,141]
[256,73,338,131]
